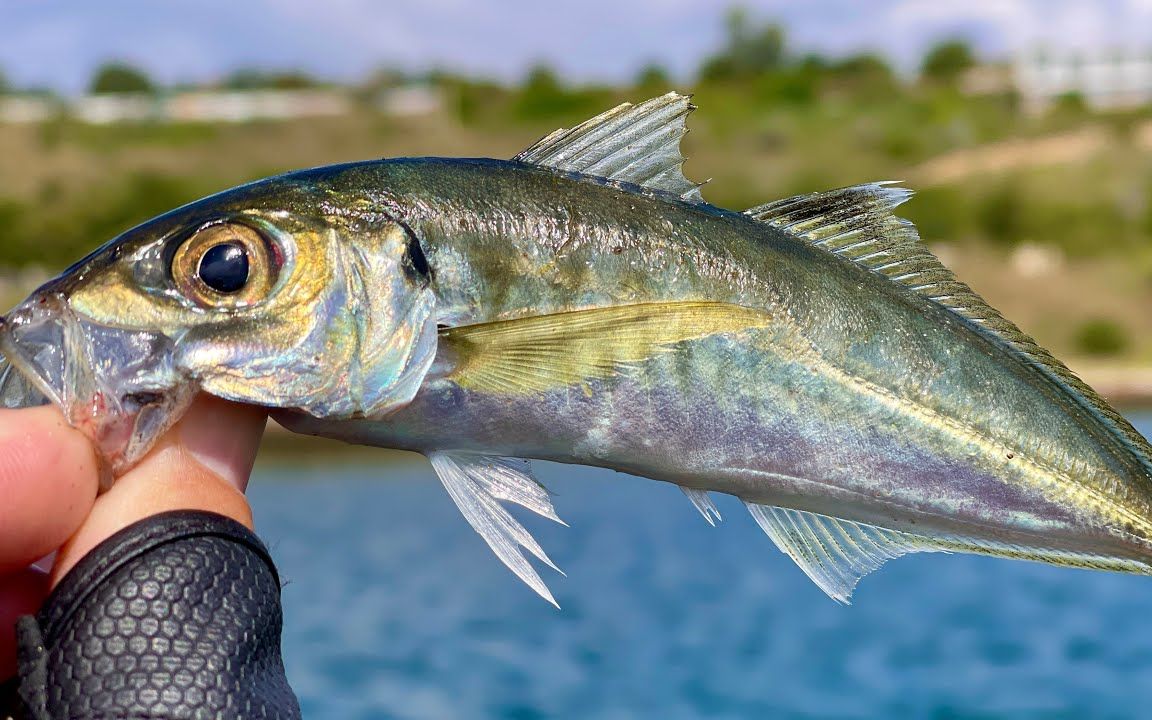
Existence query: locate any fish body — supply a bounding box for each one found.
[279,157,1152,590]
[4,93,1152,603]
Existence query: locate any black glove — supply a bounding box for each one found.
[7,510,301,719]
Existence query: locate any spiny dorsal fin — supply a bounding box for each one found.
[745,503,942,603]
[441,302,773,395]
[429,452,565,606]
[514,92,705,202]
[681,486,722,526]
[746,183,1152,481]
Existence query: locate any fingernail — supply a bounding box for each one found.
[179,396,267,491]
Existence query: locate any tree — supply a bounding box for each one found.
[732,18,785,74]
[224,69,317,90]
[921,39,976,85]
[635,63,671,90]
[515,64,566,117]
[699,7,786,82]
[831,54,893,81]
[89,62,154,94]
[0,68,8,94]
[827,53,896,94]
[366,67,408,91]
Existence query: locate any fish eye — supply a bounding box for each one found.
[199,243,250,293]
[171,222,276,309]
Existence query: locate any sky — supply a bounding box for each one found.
[3,0,1152,94]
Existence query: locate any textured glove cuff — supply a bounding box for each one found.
[15,510,301,719]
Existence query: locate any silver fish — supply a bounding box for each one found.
[4,93,1152,606]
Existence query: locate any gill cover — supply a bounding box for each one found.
[172,219,439,420]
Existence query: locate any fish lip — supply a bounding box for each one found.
[0,316,63,408]
[0,294,75,409]
[0,350,49,410]
[0,292,195,482]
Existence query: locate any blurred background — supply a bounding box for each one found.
[7,2,1152,717]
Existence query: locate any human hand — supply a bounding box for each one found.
[0,394,266,678]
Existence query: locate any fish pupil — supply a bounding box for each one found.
[198,242,250,293]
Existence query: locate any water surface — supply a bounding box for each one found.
[248,413,1152,719]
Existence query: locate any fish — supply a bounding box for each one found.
[4,92,1152,606]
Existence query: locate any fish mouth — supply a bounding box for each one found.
[0,350,50,410]
[0,293,197,485]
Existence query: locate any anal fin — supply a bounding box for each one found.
[745,504,943,603]
[429,452,566,606]
[681,486,722,526]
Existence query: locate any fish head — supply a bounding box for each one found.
[0,171,438,479]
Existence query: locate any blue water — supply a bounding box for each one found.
[249,414,1152,719]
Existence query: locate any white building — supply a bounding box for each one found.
[1015,48,1152,112]
[374,85,443,117]
[163,89,352,122]
[53,89,354,125]
[71,89,354,124]
[0,85,446,125]
[72,94,157,124]
[0,95,59,123]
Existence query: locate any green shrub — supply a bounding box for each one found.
[89,62,154,95]
[1073,318,1129,356]
[0,199,30,264]
[978,183,1023,246]
[513,65,602,121]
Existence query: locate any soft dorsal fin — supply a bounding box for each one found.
[513,92,705,202]
[747,183,1152,480]
[440,302,773,395]
[745,503,943,603]
[745,182,919,264]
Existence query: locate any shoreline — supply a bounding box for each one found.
[1074,363,1152,410]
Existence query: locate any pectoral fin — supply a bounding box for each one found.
[440,302,772,395]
